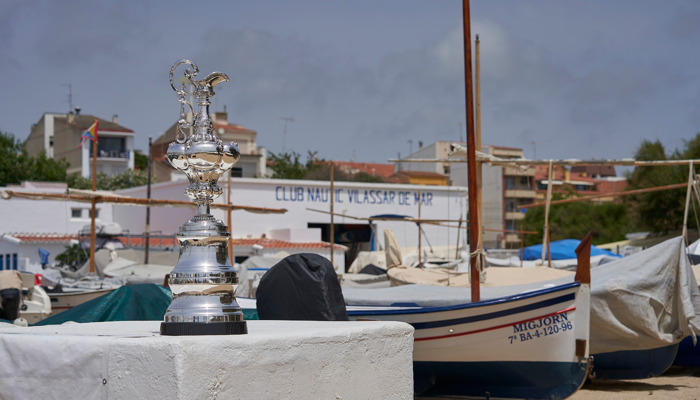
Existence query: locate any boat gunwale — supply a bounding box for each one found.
[346,281,581,316]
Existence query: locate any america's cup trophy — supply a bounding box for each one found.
[160,59,247,335]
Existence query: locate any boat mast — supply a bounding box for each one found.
[462,0,480,301]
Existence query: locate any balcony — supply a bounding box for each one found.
[90,146,130,160]
[504,189,536,198]
[504,166,535,177]
[505,211,525,220]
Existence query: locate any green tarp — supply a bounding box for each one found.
[32,284,258,326]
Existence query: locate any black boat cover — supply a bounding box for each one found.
[257,253,349,321]
[359,263,387,275]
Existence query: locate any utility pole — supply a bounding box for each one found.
[531,141,536,160]
[280,117,294,153]
[407,140,413,171]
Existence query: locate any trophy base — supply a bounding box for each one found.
[160,321,248,336]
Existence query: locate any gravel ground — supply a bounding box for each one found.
[571,367,700,400]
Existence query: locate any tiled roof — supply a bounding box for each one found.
[394,171,447,178]
[230,238,347,251]
[3,233,78,243]
[331,161,395,179]
[213,123,256,135]
[117,237,178,247]
[55,114,134,132]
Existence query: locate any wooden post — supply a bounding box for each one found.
[455,216,462,259]
[475,33,483,263]
[227,169,233,265]
[541,161,554,267]
[520,226,524,268]
[330,164,335,268]
[418,190,422,268]
[682,161,694,245]
[145,136,152,264]
[89,119,98,274]
[462,0,480,301]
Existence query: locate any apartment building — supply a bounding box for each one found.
[25,110,135,177]
[151,110,266,181]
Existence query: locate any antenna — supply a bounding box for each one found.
[280,117,294,153]
[61,84,73,113]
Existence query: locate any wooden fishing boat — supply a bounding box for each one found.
[349,239,592,399]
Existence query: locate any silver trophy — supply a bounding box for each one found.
[160,59,247,335]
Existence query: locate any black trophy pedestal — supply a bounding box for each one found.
[160,321,248,336]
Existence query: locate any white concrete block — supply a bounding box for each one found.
[0,320,414,399]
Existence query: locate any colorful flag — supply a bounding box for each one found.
[78,120,98,148]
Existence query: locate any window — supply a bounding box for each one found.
[230,168,243,178]
[443,166,450,175]
[0,255,3,270]
[12,254,17,270]
[537,182,548,190]
[89,209,100,219]
[5,254,9,270]
[505,199,515,212]
[575,184,589,191]
[505,177,515,190]
[72,209,82,218]
[505,221,515,231]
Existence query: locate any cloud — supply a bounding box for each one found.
[668,5,700,41]
[32,0,150,67]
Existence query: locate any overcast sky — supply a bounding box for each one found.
[1,0,699,168]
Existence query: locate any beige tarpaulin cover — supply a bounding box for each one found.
[388,266,573,287]
[384,229,403,269]
[0,271,22,291]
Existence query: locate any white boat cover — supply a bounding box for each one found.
[344,237,700,354]
[384,229,403,269]
[387,266,572,287]
[486,254,619,269]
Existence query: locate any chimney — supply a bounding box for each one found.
[74,106,81,118]
[214,111,228,124]
[112,114,118,124]
[67,111,75,124]
[419,141,423,148]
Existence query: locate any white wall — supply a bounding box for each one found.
[0,182,114,235]
[115,178,468,250]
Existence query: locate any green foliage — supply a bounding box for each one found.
[269,150,386,183]
[268,151,325,179]
[0,131,69,185]
[67,168,154,191]
[520,193,634,246]
[55,243,87,268]
[353,171,384,183]
[134,151,148,171]
[624,134,700,232]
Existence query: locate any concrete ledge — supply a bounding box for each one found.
[0,320,414,399]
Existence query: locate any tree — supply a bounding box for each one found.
[624,135,700,232]
[66,168,154,191]
[267,151,325,179]
[0,131,69,185]
[134,151,148,171]
[519,193,634,246]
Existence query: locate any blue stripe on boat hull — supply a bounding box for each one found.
[414,360,589,399]
[591,344,679,380]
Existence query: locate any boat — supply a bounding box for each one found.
[18,272,52,324]
[347,237,592,399]
[47,287,116,315]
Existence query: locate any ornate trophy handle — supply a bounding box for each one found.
[170,59,199,143]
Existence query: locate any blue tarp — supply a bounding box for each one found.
[520,239,622,261]
[38,248,50,265]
